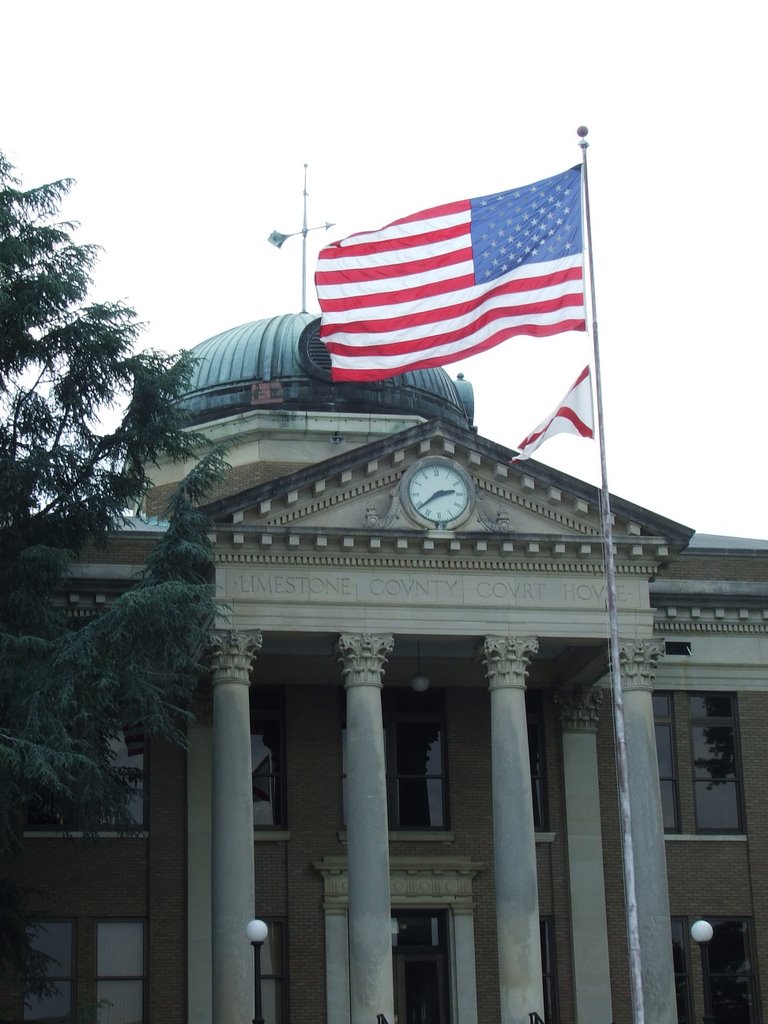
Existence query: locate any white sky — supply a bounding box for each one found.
[3,1,765,540]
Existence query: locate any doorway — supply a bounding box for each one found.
[392,911,449,1024]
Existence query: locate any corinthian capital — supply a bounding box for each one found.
[208,629,263,682]
[480,635,539,690]
[555,686,603,732]
[619,638,665,692]
[336,633,394,688]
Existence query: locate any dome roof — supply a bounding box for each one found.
[180,313,474,428]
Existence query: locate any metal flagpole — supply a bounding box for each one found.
[577,125,646,1024]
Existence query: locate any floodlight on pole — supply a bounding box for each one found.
[267,163,334,313]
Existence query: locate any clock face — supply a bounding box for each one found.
[405,459,472,526]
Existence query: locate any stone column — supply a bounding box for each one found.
[555,687,613,1023]
[480,636,543,1024]
[453,907,480,1024]
[209,629,262,1024]
[620,638,676,1024]
[337,633,395,1024]
[324,907,351,1024]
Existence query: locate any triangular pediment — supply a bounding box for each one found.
[204,421,692,572]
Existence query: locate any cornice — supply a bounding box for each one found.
[213,546,660,575]
[655,618,768,635]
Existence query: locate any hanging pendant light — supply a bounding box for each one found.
[410,642,430,692]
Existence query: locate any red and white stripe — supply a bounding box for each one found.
[316,200,585,382]
[512,365,595,462]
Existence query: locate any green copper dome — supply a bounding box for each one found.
[180,313,474,428]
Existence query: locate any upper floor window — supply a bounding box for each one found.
[653,693,680,832]
[251,687,285,828]
[96,920,145,1024]
[689,694,742,832]
[25,729,145,832]
[24,921,74,1022]
[343,688,446,830]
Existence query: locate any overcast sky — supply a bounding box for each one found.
[3,1,765,539]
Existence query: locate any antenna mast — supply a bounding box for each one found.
[267,164,334,313]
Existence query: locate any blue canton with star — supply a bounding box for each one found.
[469,166,582,282]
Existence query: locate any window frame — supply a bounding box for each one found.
[539,917,559,1024]
[341,688,448,831]
[95,918,146,1024]
[250,686,286,829]
[24,728,146,834]
[688,693,744,834]
[258,917,288,1024]
[527,690,548,832]
[670,917,693,1024]
[699,917,757,1024]
[24,919,75,1023]
[653,691,681,833]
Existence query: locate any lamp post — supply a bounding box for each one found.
[691,919,715,1024]
[246,919,269,1024]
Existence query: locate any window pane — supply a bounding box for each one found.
[660,781,679,831]
[395,722,442,775]
[28,923,72,976]
[709,920,749,974]
[705,919,755,1024]
[97,980,143,1024]
[98,922,143,976]
[653,692,672,717]
[110,732,145,826]
[692,726,736,780]
[395,721,443,827]
[689,695,742,833]
[262,978,281,1024]
[695,781,740,830]
[260,923,283,974]
[655,724,674,776]
[251,689,284,828]
[690,695,733,718]
[670,918,691,1024]
[25,922,73,1023]
[25,981,72,1021]
[397,779,444,827]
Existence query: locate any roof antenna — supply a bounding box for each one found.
[267,164,334,314]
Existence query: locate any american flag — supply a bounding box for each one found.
[316,166,585,382]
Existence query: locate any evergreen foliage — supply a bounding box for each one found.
[0,152,222,1005]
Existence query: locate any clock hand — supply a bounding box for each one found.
[416,488,455,510]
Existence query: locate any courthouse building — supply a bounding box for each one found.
[4,312,768,1024]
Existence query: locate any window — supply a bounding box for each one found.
[702,919,756,1024]
[689,694,742,832]
[251,688,285,827]
[25,729,145,831]
[528,692,548,830]
[654,693,680,832]
[258,920,287,1024]
[96,920,144,1024]
[342,689,446,830]
[540,918,558,1024]
[670,918,692,1024]
[24,921,74,1022]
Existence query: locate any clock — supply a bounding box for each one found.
[403,458,473,527]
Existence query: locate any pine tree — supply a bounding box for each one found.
[0,152,222,1002]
